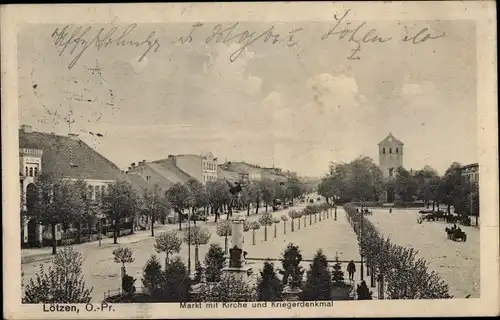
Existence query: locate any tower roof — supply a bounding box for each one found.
[378,132,404,146]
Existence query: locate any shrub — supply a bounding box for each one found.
[204,244,225,282]
[142,255,164,299]
[195,274,255,302]
[257,262,283,301]
[300,249,332,301]
[23,247,93,303]
[279,243,304,288]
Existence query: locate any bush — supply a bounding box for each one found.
[122,275,136,295]
[300,249,332,301]
[23,247,93,303]
[279,243,304,288]
[195,274,255,302]
[257,262,283,301]
[160,257,191,302]
[142,255,165,299]
[204,244,225,282]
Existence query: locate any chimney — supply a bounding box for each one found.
[131,162,136,168]
[68,133,80,141]
[20,125,32,133]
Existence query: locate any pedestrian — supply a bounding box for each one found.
[389,208,392,213]
[347,260,356,281]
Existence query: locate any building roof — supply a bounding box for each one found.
[217,167,240,183]
[378,132,404,146]
[19,129,126,181]
[149,158,192,184]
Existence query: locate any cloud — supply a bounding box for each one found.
[399,80,437,96]
[305,73,361,113]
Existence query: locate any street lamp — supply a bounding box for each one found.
[188,209,191,276]
[360,198,364,281]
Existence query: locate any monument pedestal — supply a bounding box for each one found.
[283,285,302,301]
[222,215,254,284]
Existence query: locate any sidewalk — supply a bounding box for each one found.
[21,203,307,265]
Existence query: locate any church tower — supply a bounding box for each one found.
[378,132,404,178]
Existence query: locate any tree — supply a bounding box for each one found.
[112,247,135,276]
[103,180,139,244]
[142,255,165,300]
[184,225,211,266]
[331,259,345,285]
[196,274,255,302]
[279,243,304,288]
[440,162,463,215]
[300,249,332,301]
[260,179,276,212]
[250,221,261,245]
[29,174,85,254]
[216,220,232,254]
[273,217,280,238]
[165,182,191,230]
[394,167,417,202]
[204,244,225,282]
[280,215,288,234]
[154,230,182,268]
[23,247,92,303]
[258,213,274,241]
[285,176,304,205]
[206,180,231,222]
[194,261,204,283]
[257,262,283,301]
[142,184,168,236]
[160,257,191,302]
[186,179,208,225]
[288,210,299,232]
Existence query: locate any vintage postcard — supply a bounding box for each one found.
[2,1,499,319]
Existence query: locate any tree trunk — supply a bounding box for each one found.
[76,221,82,244]
[178,209,182,231]
[284,222,286,234]
[195,245,199,267]
[151,210,155,237]
[310,213,312,225]
[265,203,268,213]
[264,226,267,241]
[274,224,277,238]
[252,230,255,245]
[432,201,436,211]
[131,215,135,235]
[298,218,301,230]
[247,203,251,216]
[51,223,57,255]
[224,235,228,255]
[165,253,169,270]
[255,199,260,214]
[114,218,119,244]
[447,204,451,215]
[291,219,294,232]
[304,215,306,227]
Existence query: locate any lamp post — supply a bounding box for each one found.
[360,198,364,281]
[188,209,191,276]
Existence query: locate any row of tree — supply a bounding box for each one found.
[318,157,479,217]
[23,240,362,303]
[344,203,452,299]
[23,173,308,254]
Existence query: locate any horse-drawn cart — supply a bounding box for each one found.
[445,227,467,242]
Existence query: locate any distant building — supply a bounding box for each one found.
[19,125,125,247]
[378,132,404,178]
[378,132,404,203]
[459,163,479,184]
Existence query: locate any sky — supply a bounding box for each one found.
[17,18,477,177]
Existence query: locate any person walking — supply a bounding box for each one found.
[347,260,356,281]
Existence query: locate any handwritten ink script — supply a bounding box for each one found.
[52,24,161,69]
[50,9,446,69]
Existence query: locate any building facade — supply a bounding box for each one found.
[460,163,479,184]
[19,125,124,247]
[378,133,404,203]
[378,132,404,178]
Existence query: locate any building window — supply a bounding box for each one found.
[382,148,385,154]
[389,168,394,177]
[396,147,399,153]
[29,167,33,177]
[34,167,38,177]
[389,148,392,154]
[25,167,28,176]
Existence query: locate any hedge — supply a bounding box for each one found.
[343,203,452,299]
